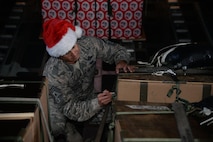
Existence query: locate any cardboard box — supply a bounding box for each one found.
[116,74,213,103]
[113,101,213,142]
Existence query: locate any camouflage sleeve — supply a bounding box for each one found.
[49,84,102,122]
[63,96,102,122]
[85,36,131,64]
[43,58,102,122]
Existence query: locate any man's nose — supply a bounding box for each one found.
[72,49,78,57]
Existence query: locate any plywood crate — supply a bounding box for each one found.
[0,103,43,142]
[116,74,213,103]
[0,77,50,142]
[113,101,213,142]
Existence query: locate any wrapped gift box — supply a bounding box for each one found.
[41,0,144,39]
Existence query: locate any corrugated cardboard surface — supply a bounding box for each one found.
[116,74,213,103]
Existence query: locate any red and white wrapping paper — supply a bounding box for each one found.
[41,0,144,39]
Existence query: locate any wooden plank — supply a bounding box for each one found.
[0,112,34,120]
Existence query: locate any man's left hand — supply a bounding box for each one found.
[115,60,137,74]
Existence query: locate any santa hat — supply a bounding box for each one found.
[42,19,82,57]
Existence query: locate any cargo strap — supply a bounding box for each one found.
[107,0,113,40]
[167,83,196,114]
[167,83,189,105]
[94,103,110,142]
[172,102,194,142]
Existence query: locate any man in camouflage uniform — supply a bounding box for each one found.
[42,19,135,142]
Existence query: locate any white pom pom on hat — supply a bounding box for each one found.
[42,19,83,57]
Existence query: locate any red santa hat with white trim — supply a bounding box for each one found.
[42,19,82,57]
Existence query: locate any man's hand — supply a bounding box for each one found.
[115,60,137,74]
[97,90,112,106]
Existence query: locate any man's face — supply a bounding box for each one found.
[60,44,80,64]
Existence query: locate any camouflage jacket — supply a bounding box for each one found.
[43,36,130,122]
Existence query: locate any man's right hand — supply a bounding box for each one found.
[97,90,112,106]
